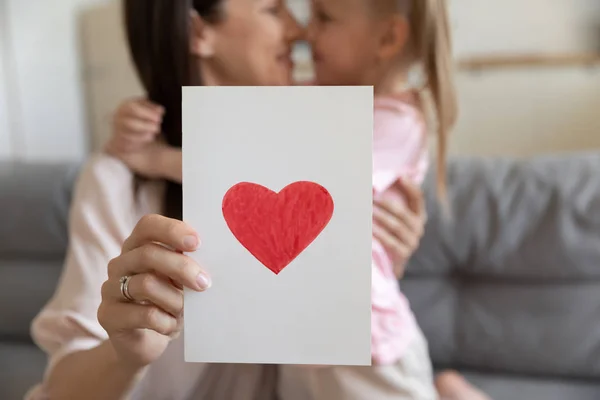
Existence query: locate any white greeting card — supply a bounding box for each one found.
[183,86,373,365]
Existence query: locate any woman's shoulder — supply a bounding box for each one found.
[77,153,136,192]
[73,153,164,221]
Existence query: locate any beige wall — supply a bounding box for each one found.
[0,0,102,161]
[452,67,600,157]
[0,0,13,159]
[80,0,600,157]
[1,0,599,160]
[449,0,600,156]
[80,0,144,153]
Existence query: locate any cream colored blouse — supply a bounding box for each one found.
[26,154,304,400]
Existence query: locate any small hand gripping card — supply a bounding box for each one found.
[183,86,373,365]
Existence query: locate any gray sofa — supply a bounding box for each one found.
[1,153,599,399]
[0,162,79,400]
[405,152,600,399]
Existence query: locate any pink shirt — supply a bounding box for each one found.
[371,93,429,365]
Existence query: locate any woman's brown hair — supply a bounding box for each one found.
[123,0,222,219]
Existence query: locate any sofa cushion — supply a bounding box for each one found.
[0,162,79,258]
[405,152,600,380]
[0,162,78,341]
[0,261,63,339]
[0,342,47,400]
[462,370,600,400]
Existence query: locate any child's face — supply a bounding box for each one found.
[306,0,383,86]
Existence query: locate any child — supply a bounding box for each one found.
[106,0,491,396]
[298,0,490,398]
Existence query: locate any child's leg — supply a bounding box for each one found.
[435,371,492,400]
[279,326,438,400]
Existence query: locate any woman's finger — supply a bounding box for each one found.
[373,204,419,249]
[374,193,407,221]
[373,203,407,239]
[372,223,411,263]
[396,179,425,216]
[109,242,210,292]
[374,196,425,239]
[376,180,425,218]
[99,302,178,337]
[373,197,415,234]
[102,273,184,317]
[122,214,199,253]
[399,208,426,240]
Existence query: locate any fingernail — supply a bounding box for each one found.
[183,235,199,250]
[196,271,212,291]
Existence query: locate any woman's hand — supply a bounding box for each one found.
[372,180,427,278]
[97,215,211,368]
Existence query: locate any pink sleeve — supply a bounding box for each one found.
[372,99,428,194]
[370,99,427,365]
[28,155,139,394]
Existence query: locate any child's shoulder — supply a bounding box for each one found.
[374,91,422,117]
[373,92,429,188]
[374,91,426,137]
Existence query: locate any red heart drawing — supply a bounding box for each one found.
[222,181,334,274]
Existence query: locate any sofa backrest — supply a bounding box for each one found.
[405,152,600,380]
[0,162,79,341]
[3,154,600,379]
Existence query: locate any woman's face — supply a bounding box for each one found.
[195,0,303,86]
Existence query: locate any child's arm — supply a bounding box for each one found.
[108,141,182,183]
[106,97,163,153]
[106,98,183,183]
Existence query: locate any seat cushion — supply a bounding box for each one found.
[462,370,600,400]
[0,162,78,341]
[0,162,79,257]
[0,261,63,338]
[406,152,600,379]
[0,342,47,400]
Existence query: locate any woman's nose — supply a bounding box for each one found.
[284,9,306,43]
[304,19,316,43]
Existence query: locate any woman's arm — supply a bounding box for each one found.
[45,341,143,400]
[372,179,426,278]
[30,156,206,399]
[30,157,144,399]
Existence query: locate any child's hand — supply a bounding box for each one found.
[106,98,183,182]
[373,180,426,278]
[107,97,164,154]
[110,141,176,181]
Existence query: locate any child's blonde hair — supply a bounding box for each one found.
[388,0,458,199]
